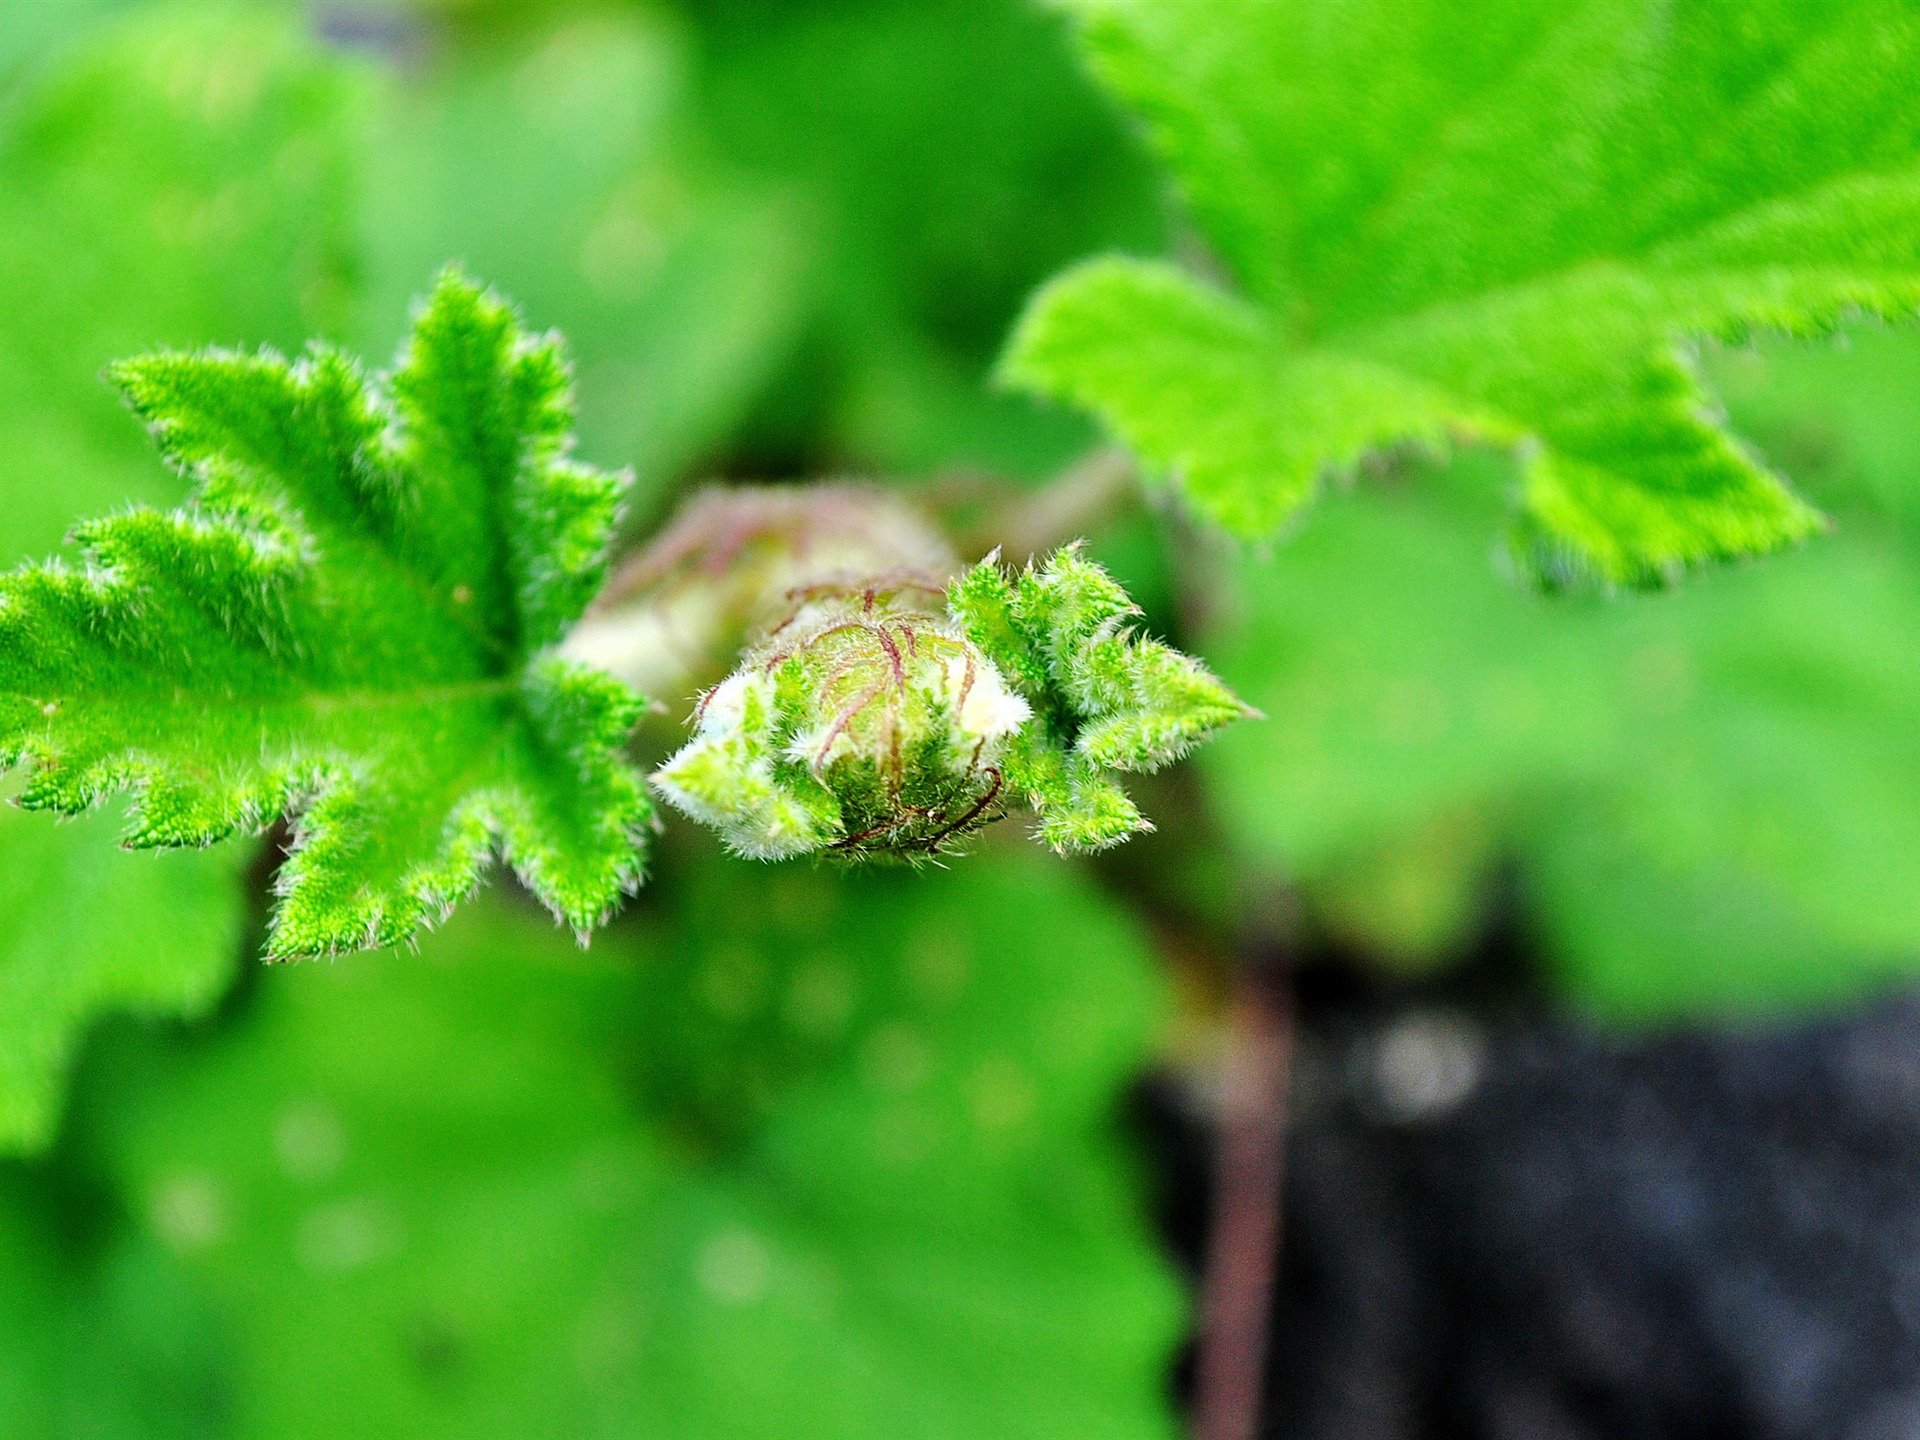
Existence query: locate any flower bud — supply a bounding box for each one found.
[651,580,1029,860]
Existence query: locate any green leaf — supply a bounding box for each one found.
[0,0,132,87]
[0,1163,227,1440]
[0,272,650,958]
[79,851,1182,1437]
[1200,404,1920,1019]
[0,2,357,563]
[0,802,244,1153]
[1526,793,1920,1020]
[0,5,355,1149]
[1007,0,1920,585]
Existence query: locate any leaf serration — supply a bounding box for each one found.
[0,270,650,958]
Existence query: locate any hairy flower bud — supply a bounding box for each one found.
[651,579,1030,860]
[622,483,1253,861]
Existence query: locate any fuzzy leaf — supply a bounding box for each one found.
[0,273,650,957]
[1008,0,1920,585]
[0,5,354,1150]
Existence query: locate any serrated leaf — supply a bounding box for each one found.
[1007,0,1920,585]
[0,5,355,1150]
[356,9,806,508]
[1200,376,1920,1018]
[79,850,1182,1437]
[0,273,650,958]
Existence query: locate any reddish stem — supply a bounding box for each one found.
[1192,970,1295,1440]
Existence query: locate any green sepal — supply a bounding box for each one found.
[950,546,1250,852]
[652,581,1031,861]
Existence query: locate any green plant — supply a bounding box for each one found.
[7,1,1920,1436]
[0,272,651,956]
[0,268,1241,956]
[0,1,348,1155]
[71,858,1180,1439]
[1008,0,1920,587]
[654,546,1246,859]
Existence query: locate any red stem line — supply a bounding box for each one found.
[1192,970,1295,1440]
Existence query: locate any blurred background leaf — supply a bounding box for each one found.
[352,2,806,516]
[0,1164,227,1440]
[0,802,244,1153]
[1201,326,1920,1019]
[0,1,354,560]
[668,0,1166,480]
[71,844,1180,1437]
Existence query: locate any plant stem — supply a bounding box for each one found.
[995,446,1139,561]
[1192,966,1295,1440]
[564,484,956,699]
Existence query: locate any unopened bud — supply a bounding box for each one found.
[652,579,1029,860]
[627,484,1254,861]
